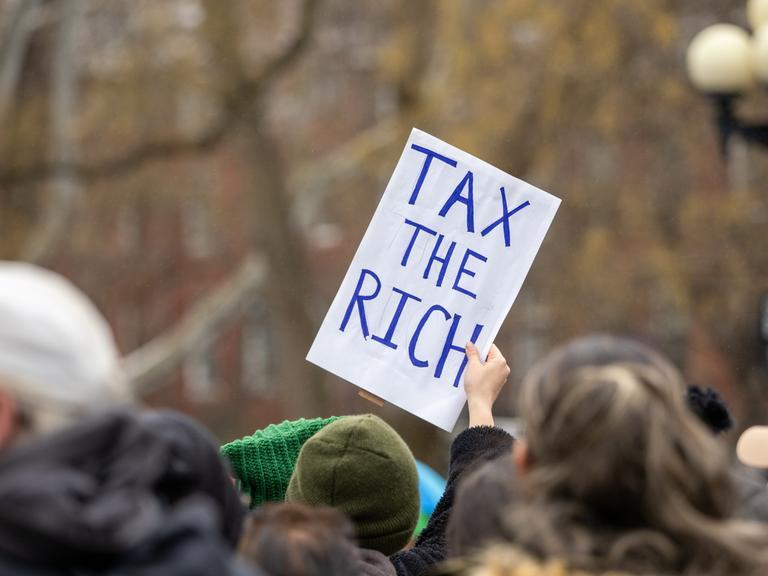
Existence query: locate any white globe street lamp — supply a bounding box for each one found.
[686,5,768,158]
[748,0,768,30]
[686,25,753,95]
[753,24,768,83]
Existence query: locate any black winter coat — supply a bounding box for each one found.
[360,425,514,576]
[0,410,255,576]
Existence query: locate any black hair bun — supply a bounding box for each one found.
[685,385,735,434]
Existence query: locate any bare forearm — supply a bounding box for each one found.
[468,399,495,428]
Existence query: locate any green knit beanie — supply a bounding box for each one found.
[221,416,340,507]
[285,414,419,555]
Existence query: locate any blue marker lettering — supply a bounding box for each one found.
[339,268,381,338]
[422,234,457,287]
[452,248,488,300]
[438,170,475,232]
[401,218,437,267]
[434,317,483,387]
[408,304,451,368]
[408,144,458,205]
[480,187,530,247]
[371,287,422,350]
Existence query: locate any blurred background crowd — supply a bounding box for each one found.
[1,0,767,471]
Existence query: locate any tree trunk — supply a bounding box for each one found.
[22,0,82,264]
[243,111,329,416]
[0,0,41,124]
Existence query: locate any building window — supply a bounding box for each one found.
[181,194,214,259]
[184,339,217,402]
[116,304,141,352]
[116,203,141,255]
[241,303,273,395]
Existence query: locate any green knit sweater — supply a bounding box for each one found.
[221,416,340,507]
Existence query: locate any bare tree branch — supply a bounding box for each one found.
[291,114,402,190]
[0,0,320,188]
[291,0,435,189]
[288,0,437,232]
[289,115,403,233]
[238,0,318,99]
[125,254,267,395]
[0,0,42,124]
[22,0,83,264]
[119,0,321,399]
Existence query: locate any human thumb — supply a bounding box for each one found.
[465,342,481,364]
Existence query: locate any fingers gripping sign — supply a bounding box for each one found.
[464,342,510,427]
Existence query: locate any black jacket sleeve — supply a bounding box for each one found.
[388,426,514,576]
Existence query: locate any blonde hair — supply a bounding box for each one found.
[507,335,768,575]
[469,546,630,576]
[0,372,130,442]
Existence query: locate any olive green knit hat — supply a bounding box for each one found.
[285,414,419,555]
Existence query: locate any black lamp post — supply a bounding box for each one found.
[711,96,768,159]
[686,2,768,160]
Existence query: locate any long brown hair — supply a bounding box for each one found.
[506,335,768,575]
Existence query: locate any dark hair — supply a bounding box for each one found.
[448,455,518,558]
[238,503,360,576]
[138,410,247,547]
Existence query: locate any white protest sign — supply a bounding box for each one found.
[307,128,561,431]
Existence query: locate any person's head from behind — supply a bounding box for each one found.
[285,413,419,555]
[238,503,359,576]
[0,262,129,449]
[139,409,247,548]
[510,335,766,574]
[448,454,517,558]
